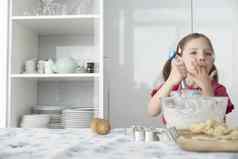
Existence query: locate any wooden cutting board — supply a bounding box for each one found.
[176,130,238,152]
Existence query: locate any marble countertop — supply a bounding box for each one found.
[0,128,237,159]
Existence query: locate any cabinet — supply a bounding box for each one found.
[8,0,104,127]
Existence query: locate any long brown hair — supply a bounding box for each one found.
[162,33,218,82]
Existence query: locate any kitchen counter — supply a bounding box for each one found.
[0,128,237,159]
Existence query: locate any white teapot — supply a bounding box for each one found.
[52,57,78,73]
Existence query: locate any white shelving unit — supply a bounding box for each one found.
[7,0,104,127]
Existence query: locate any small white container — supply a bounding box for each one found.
[134,128,145,142]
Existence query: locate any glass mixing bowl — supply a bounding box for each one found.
[160,96,228,129]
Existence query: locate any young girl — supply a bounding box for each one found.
[148,33,234,123]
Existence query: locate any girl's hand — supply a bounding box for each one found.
[188,59,214,96]
[167,56,187,86]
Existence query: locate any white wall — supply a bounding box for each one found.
[193,0,235,104]
[0,0,8,128]
[193,0,238,127]
[105,0,238,128]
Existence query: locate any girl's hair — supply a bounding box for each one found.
[162,33,218,82]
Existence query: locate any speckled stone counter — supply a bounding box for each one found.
[0,128,237,159]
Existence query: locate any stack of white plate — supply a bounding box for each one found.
[48,122,64,129]
[48,114,64,129]
[62,108,94,128]
[32,106,64,129]
[49,114,62,123]
[20,114,50,128]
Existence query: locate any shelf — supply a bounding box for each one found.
[11,73,100,81]
[11,15,101,20]
[11,15,100,35]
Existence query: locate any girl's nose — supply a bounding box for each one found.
[198,53,206,62]
[199,58,205,62]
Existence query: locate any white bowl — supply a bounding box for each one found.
[161,96,228,129]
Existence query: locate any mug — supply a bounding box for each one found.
[45,59,54,74]
[24,59,37,73]
[37,60,45,74]
[86,62,95,73]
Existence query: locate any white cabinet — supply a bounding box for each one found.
[7,0,104,127]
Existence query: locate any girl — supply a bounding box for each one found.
[148,33,234,123]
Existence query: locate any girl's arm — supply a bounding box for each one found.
[148,80,174,116]
[200,79,214,96]
[148,56,186,117]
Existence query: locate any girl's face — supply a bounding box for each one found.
[181,37,214,74]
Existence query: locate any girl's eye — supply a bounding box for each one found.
[190,51,197,55]
[205,52,212,56]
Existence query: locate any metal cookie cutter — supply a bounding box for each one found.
[155,127,178,143]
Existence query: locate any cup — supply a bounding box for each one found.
[45,59,54,74]
[24,59,37,73]
[86,62,95,73]
[37,60,45,74]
